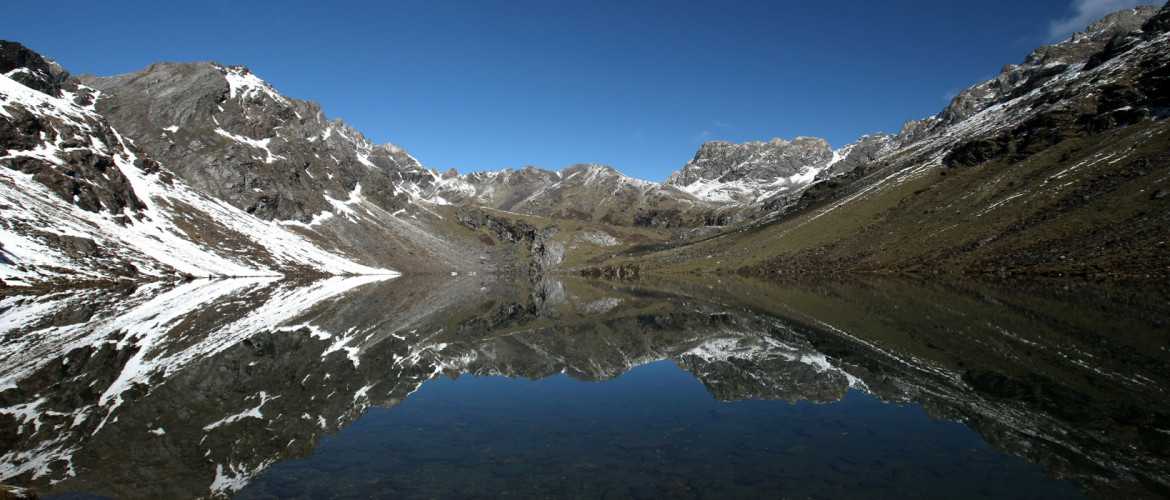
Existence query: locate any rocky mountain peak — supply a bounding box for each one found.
[0,44,400,285]
[815,133,897,180]
[1145,2,1170,33]
[676,136,833,182]
[665,136,835,203]
[1026,5,1159,66]
[560,162,620,178]
[0,53,147,218]
[216,64,288,104]
[0,40,70,97]
[936,5,1161,128]
[79,61,436,222]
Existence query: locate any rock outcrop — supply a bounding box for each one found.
[666,137,837,204]
[1,42,392,285]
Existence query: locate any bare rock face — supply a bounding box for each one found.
[1,42,395,285]
[665,137,835,204]
[817,134,897,180]
[1145,3,1170,33]
[671,137,833,184]
[938,6,1160,127]
[0,41,69,97]
[0,42,145,218]
[0,108,147,217]
[75,62,496,275]
[81,63,426,223]
[1029,6,1159,65]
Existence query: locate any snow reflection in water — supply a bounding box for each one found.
[0,275,1167,499]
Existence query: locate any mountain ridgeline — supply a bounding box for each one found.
[2,3,1170,286]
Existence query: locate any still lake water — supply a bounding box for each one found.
[1,274,1167,499]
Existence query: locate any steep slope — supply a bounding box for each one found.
[80,62,492,274]
[658,5,1166,218]
[0,42,392,287]
[597,4,1170,280]
[80,63,426,221]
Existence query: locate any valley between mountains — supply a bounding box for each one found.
[2,4,1170,288]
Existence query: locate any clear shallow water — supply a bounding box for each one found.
[2,275,1167,499]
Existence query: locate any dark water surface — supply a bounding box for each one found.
[1,274,1167,499]
[238,365,1079,499]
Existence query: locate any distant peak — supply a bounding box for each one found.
[562,162,615,172]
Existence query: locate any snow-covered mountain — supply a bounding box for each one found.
[78,56,712,231]
[426,163,724,227]
[665,137,840,204]
[0,42,393,286]
[79,60,497,276]
[80,62,429,222]
[4,3,1167,286]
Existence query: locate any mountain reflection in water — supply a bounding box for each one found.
[0,275,1167,499]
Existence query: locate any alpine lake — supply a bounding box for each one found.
[1,273,1167,499]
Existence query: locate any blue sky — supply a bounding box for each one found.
[5,0,1158,180]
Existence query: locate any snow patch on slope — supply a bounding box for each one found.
[0,72,395,285]
[676,163,829,204]
[219,66,288,105]
[214,128,285,163]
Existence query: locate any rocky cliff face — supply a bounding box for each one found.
[0,42,393,286]
[665,137,838,204]
[938,5,1160,128]
[81,63,426,222]
[0,41,143,218]
[0,41,70,96]
[74,60,503,276]
[659,5,1167,218]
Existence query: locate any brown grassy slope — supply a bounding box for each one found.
[598,119,1170,280]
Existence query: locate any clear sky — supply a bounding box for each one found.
[5,0,1159,180]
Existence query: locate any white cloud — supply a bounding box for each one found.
[1048,0,1151,40]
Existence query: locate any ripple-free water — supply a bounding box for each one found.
[238,361,1081,499]
[3,275,1164,499]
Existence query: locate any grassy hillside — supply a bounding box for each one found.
[595,96,1170,281]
